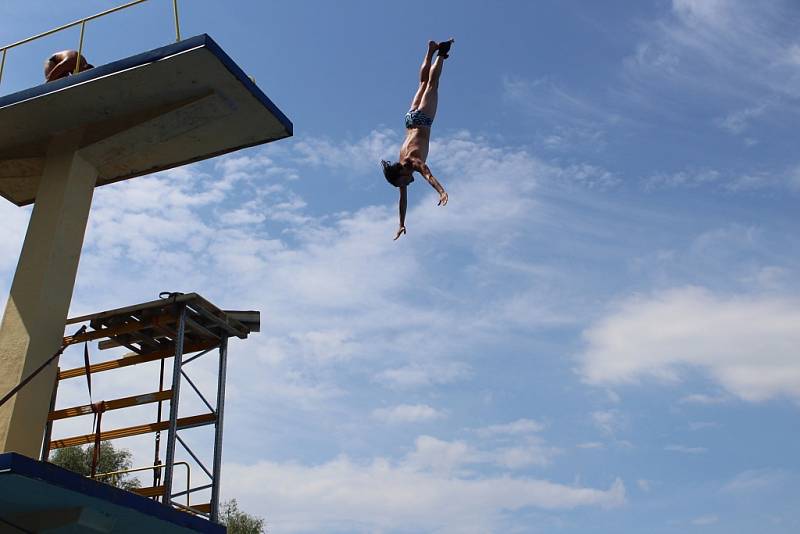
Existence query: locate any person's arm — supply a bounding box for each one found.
[45,54,93,82]
[394,185,407,240]
[412,160,448,206]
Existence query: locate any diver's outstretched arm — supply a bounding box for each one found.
[394,186,408,240]
[413,160,448,206]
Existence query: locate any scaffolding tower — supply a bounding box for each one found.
[42,293,258,522]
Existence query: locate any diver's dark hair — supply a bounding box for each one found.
[381,160,403,187]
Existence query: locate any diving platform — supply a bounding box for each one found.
[0,34,293,206]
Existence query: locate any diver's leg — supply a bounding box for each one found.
[418,55,444,119]
[410,41,438,110]
[418,40,453,120]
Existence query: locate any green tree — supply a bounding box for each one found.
[220,499,265,534]
[50,440,141,490]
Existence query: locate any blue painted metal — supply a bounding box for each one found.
[0,452,225,533]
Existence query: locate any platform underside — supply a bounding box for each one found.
[0,453,224,533]
[0,34,292,206]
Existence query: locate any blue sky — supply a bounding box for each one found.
[1,0,800,532]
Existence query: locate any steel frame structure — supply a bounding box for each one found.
[40,293,258,523]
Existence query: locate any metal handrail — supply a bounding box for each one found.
[95,461,192,506]
[0,0,181,87]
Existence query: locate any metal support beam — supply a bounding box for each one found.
[162,304,186,506]
[210,336,228,523]
[181,347,214,366]
[49,389,172,420]
[58,338,218,380]
[171,483,212,500]
[176,434,213,480]
[40,371,59,461]
[180,370,215,414]
[48,413,215,449]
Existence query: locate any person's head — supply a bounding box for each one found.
[43,54,61,80]
[44,50,93,81]
[381,160,413,188]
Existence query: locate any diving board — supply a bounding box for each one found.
[0,33,293,206]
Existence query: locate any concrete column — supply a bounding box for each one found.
[0,131,97,457]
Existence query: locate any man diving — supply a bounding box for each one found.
[381,39,453,240]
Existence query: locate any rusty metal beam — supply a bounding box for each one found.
[63,312,176,345]
[131,485,166,498]
[49,413,216,449]
[58,339,218,380]
[185,316,219,340]
[49,390,173,421]
[107,334,144,355]
[189,503,211,514]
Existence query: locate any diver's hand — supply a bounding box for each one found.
[438,191,449,206]
[393,226,407,240]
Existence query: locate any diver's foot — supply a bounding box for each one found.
[427,40,438,55]
[437,38,454,58]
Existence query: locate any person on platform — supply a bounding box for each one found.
[44,50,93,82]
[381,39,453,240]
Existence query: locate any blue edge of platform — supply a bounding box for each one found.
[0,33,293,137]
[0,452,225,533]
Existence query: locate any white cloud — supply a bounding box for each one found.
[644,169,720,190]
[577,442,605,450]
[671,0,729,26]
[591,410,625,436]
[624,0,800,134]
[223,455,625,533]
[690,514,719,525]
[290,329,360,364]
[0,203,29,274]
[372,404,446,424]
[292,129,399,174]
[644,165,800,193]
[688,421,721,431]
[474,419,545,438]
[723,469,786,492]
[778,165,800,191]
[503,77,621,126]
[375,361,472,389]
[579,287,800,402]
[715,101,771,134]
[406,433,560,475]
[404,435,474,475]
[679,393,729,405]
[494,442,559,469]
[747,266,791,291]
[502,76,621,154]
[665,444,708,454]
[552,163,620,190]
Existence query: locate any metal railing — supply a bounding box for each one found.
[0,0,181,89]
[95,461,192,506]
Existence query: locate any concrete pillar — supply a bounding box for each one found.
[0,131,97,457]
